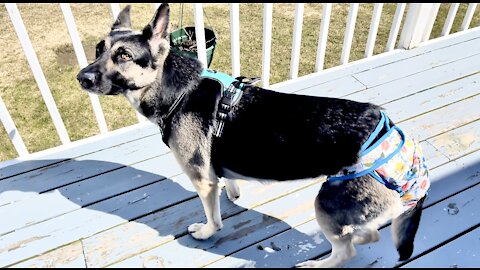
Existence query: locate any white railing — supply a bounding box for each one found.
[1,3,479,162]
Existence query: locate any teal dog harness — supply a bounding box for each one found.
[201,69,259,137]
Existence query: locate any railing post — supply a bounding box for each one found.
[0,96,29,156]
[261,3,273,88]
[289,3,304,79]
[230,3,241,77]
[60,3,109,134]
[398,3,440,49]
[193,3,208,68]
[6,3,71,145]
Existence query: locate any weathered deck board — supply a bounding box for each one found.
[383,72,480,122]
[2,27,480,268]
[398,94,480,141]
[10,241,86,268]
[0,152,182,236]
[0,132,167,206]
[83,178,321,267]
[109,183,322,268]
[401,226,480,268]
[346,53,480,106]
[428,119,480,160]
[0,122,159,179]
[352,37,480,88]
[272,27,480,94]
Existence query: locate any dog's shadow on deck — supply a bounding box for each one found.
[0,158,325,267]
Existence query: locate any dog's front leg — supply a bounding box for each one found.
[187,169,223,240]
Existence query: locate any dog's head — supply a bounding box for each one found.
[77,4,171,95]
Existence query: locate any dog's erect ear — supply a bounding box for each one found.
[112,5,132,30]
[142,3,170,54]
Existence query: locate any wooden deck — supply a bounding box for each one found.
[1,28,479,268]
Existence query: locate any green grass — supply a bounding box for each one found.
[0,3,479,162]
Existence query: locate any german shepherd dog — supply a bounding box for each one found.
[77,4,429,267]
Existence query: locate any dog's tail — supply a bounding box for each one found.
[391,195,426,261]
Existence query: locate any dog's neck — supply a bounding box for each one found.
[125,52,203,127]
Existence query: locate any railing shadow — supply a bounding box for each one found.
[0,158,320,268]
[2,155,479,267]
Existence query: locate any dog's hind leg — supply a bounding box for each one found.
[296,195,357,268]
[187,168,223,240]
[296,229,356,268]
[224,179,240,201]
[352,225,380,245]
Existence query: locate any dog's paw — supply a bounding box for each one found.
[224,180,240,202]
[295,260,317,268]
[226,186,240,202]
[187,223,220,240]
[295,260,321,268]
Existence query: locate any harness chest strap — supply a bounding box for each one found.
[159,69,251,144]
[200,69,248,137]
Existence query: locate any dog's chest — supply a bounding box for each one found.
[124,89,155,122]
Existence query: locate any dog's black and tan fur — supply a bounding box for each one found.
[77,4,425,267]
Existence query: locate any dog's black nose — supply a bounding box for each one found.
[77,72,98,89]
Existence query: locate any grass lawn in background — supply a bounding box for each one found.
[0,3,478,162]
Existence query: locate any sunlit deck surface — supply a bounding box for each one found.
[1,28,479,268]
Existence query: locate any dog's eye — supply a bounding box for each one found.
[95,40,106,59]
[120,52,133,61]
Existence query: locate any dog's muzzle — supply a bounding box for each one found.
[77,71,100,90]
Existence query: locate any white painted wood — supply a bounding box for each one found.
[193,3,208,67]
[60,3,108,134]
[383,70,480,122]
[294,75,366,98]
[365,3,383,58]
[314,3,332,72]
[110,3,120,18]
[85,177,320,267]
[400,93,480,142]
[108,3,146,123]
[340,3,359,64]
[418,141,450,169]
[5,3,71,145]
[0,152,183,235]
[0,96,28,156]
[385,3,406,52]
[398,4,438,49]
[461,3,478,31]
[353,35,480,88]
[261,3,273,88]
[402,227,480,268]
[421,3,441,42]
[230,3,241,77]
[428,119,480,160]
[0,121,157,175]
[153,3,160,10]
[289,3,304,79]
[11,241,86,268]
[349,51,480,105]
[441,3,460,36]
[0,133,168,206]
[273,26,480,94]
[109,183,322,268]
